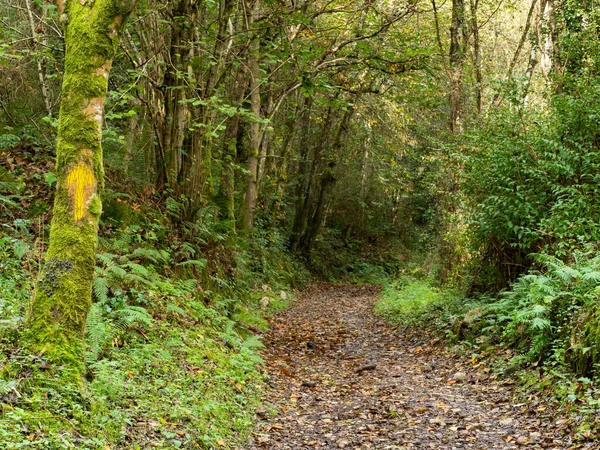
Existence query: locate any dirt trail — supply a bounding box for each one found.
[247,284,585,450]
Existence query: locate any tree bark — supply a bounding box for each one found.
[25,0,53,116]
[28,0,135,380]
[289,95,313,251]
[449,0,466,133]
[492,0,537,107]
[524,0,546,103]
[220,65,248,226]
[241,0,261,230]
[539,0,554,82]
[468,0,482,114]
[298,108,352,255]
[271,101,301,220]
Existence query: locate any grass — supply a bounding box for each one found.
[375,280,443,322]
[374,277,465,328]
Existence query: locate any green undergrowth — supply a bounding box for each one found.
[0,216,297,449]
[450,252,600,378]
[375,274,467,328]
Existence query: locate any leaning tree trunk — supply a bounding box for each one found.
[27,0,135,380]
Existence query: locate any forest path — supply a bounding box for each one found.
[247,284,576,450]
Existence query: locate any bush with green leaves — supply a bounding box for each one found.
[0,211,298,449]
[459,81,600,288]
[465,252,600,377]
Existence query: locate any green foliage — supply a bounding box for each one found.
[0,165,22,211]
[237,225,310,290]
[458,82,600,288]
[308,228,407,283]
[458,252,600,374]
[375,277,465,328]
[86,301,152,364]
[0,221,35,333]
[0,221,272,448]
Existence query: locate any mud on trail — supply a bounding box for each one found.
[247,285,589,450]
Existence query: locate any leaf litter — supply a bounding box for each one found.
[246,284,591,449]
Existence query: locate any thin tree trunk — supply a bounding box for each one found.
[241,0,261,230]
[449,0,466,133]
[291,100,335,252]
[25,0,52,116]
[124,98,140,174]
[271,102,301,219]
[539,0,554,81]
[359,122,371,227]
[28,0,136,380]
[159,1,194,191]
[469,0,482,113]
[299,108,352,255]
[257,90,274,189]
[289,96,313,251]
[524,0,546,103]
[220,65,248,226]
[492,0,537,106]
[300,162,336,255]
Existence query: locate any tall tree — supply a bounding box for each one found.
[241,0,262,230]
[27,0,136,380]
[449,0,467,132]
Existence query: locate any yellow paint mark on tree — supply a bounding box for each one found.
[66,161,95,221]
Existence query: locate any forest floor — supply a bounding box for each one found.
[246,284,589,450]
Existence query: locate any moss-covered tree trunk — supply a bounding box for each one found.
[27,0,135,379]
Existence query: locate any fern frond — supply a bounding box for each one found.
[86,303,112,364]
[176,259,207,269]
[108,264,127,279]
[0,380,17,395]
[167,303,187,317]
[131,247,168,264]
[93,276,109,303]
[179,242,197,257]
[241,336,264,351]
[531,317,551,330]
[181,278,198,291]
[97,252,118,267]
[126,262,151,277]
[0,181,19,192]
[581,270,600,283]
[118,305,153,327]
